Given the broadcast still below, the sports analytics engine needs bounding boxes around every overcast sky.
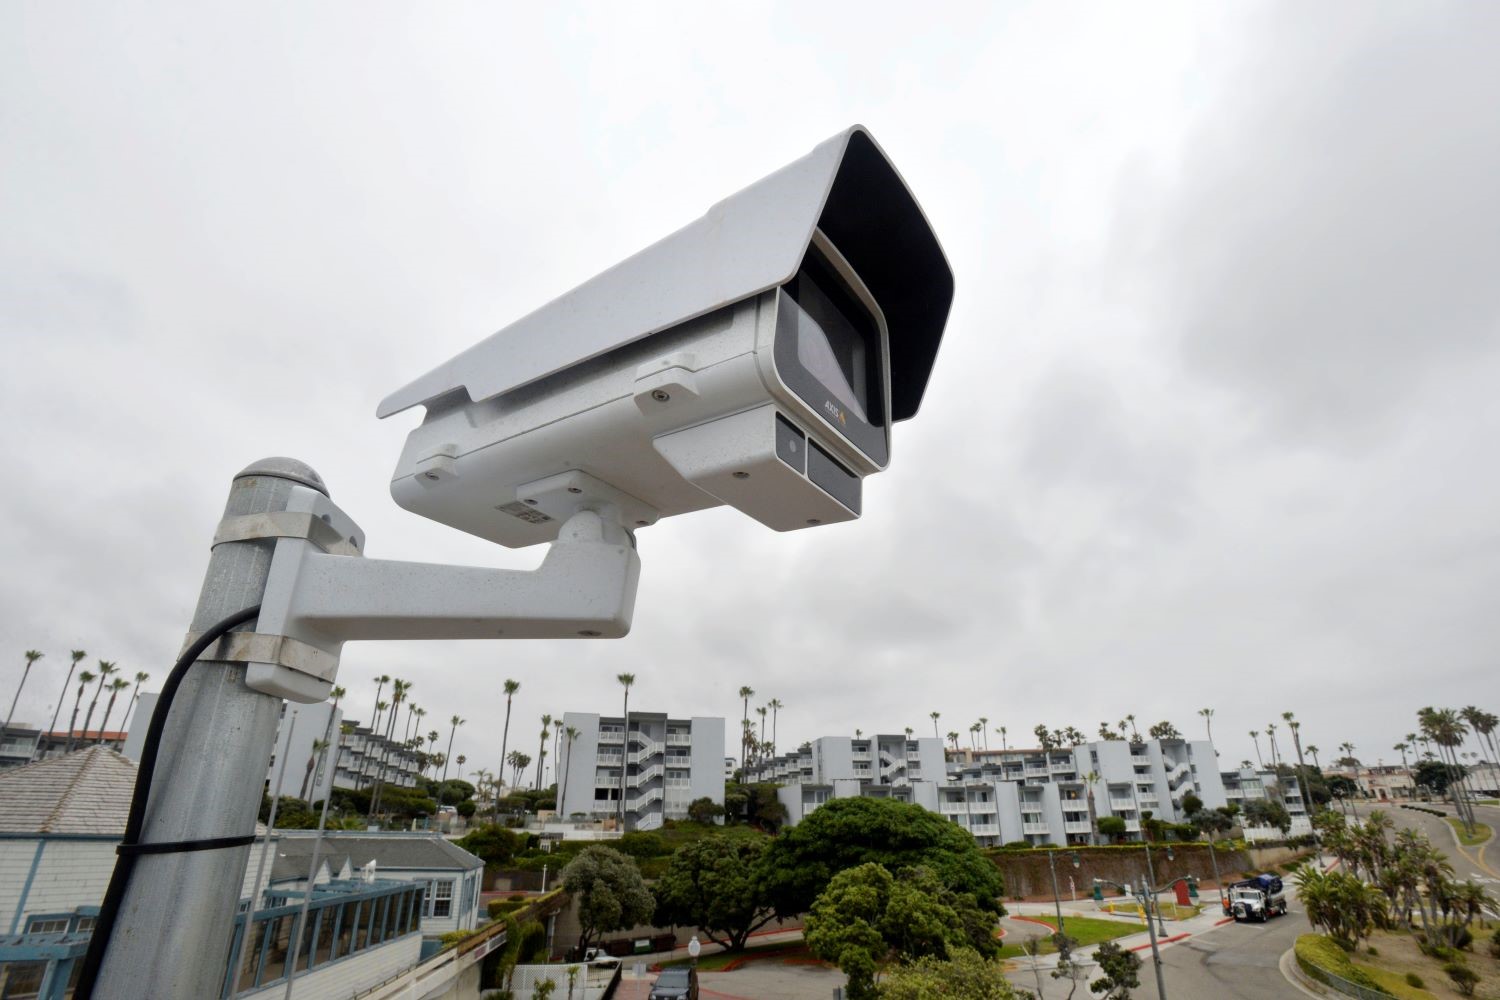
[3,2,1497,784]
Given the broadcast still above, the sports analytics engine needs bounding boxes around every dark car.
[649,966,699,1000]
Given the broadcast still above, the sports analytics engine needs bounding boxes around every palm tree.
[1460,706,1498,765]
[930,711,940,739]
[756,705,768,750]
[65,670,94,752]
[300,739,330,799]
[738,686,755,768]
[1420,708,1478,830]
[618,673,636,829]
[768,698,784,751]
[1265,723,1281,772]
[1125,714,1138,740]
[3,650,44,740]
[1198,707,1214,743]
[369,677,408,817]
[1249,730,1264,769]
[969,722,981,750]
[947,731,960,751]
[1083,769,1102,846]
[978,717,989,751]
[559,726,580,815]
[998,725,1008,751]
[119,671,150,731]
[79,661,116,745]
[42,650,85,758]
[536,714,552,791]
[96,677,131,742]
[1307,745,1321,773]
[1283,711,1311,814]
[371,674,391,734]
[1393,742,1410,770]
[443,715,465,782]
[499,679,520,795]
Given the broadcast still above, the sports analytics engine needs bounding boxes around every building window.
[427,880,453,919]
[26,917,69,935]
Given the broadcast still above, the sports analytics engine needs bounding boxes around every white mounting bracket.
[203,479,641,703]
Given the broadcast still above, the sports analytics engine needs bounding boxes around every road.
[1349,799,1500,898]
[1006,901,1312,999]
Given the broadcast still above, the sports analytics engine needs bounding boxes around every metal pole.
[1206,839,1223,913]
[283,757,338,1000]
[1047,850,1065,936]
[1138,886,1169,999]
[95,458,326,999]
[1142,841,1167,936]
[231,709,299,997]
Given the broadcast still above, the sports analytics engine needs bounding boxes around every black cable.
[75,604,262,1000]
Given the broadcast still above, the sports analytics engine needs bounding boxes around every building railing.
[1022,821,1049,834]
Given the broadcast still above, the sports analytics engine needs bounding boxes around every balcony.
[1049,760,1075,773]
[1131,754,1151,766]
[1024,764,1049,777]
[1109,798,1136,810]
[1064,820,1092,834]
[1022,821,1049,834]
[970,824,999,836]
[940,801,967,815]
[665,732,691,745]
[1123,819,1141,832]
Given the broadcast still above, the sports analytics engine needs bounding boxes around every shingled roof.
[0,745,137,835]
[269,833,483,882]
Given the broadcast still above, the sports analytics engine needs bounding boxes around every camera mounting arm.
[204,475,641,703]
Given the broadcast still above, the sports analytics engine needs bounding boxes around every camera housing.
[379,126,953,547]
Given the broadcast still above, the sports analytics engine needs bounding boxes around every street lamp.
[687,934,700,968]
[1046,850,1082,936]
[1095,876,1169,1000]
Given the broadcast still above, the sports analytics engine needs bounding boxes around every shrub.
[1405,972,1424,988]
[509,893,527,902]
[1445,962,1479,997]
[617,831,670,859]
[1294,935,1384,993]
[440,929,476,947]
[1490,927,1500,959]
[1365,946,1378,956]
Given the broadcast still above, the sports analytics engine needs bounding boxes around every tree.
[560,845,654,956]
[65,669,95,752]
[805,864,973,1000]
[739,686,755,769]
[536,714,552,791]
[499,678,520,797]
[1146,719,1182,743]
[1242,798,1291,834]
[559,726,580,815]
[722,781,788,830]
[1090,940,1141,998]
[1414,758,1463,796]
[44,650,86,756]
[443,715,465,782]
[1097,816,1127,843]
[455,824,525,866]
[616,674,635,829]
[119,671,150,731]
[687,797,719,825]
[879,948,1018,1000]
[301,740,330,800]
[78,660,115,744]
[654,836,777,952]
[97,676,130,741]
[930,711,940,740]
[759,797,1004,919]
[1249,730,1263,769]
[1198,707,1214,743]
[3,650,44,741]
[1181,793,1203,817]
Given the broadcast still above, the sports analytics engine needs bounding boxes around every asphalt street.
[1005,893,1314,999]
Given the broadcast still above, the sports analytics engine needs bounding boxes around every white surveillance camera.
[378,126,953,547]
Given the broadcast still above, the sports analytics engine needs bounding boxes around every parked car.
[648,966,699,1000]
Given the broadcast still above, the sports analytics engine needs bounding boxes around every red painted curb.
[1012,915,1058,929]
[1128,932,1191,952]
[1213,917,1235,926]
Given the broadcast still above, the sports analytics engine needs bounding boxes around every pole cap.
[235,457,329,496]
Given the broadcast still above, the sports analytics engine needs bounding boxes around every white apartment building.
[746,735,1298,846]
[1221,765,1313,840]
[558,712,724,832]
[125,697,423,802]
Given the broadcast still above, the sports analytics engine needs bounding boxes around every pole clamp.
[212,511,361,556]
[178,631,340,685]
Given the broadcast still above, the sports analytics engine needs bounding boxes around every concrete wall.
[987,844,1256,900]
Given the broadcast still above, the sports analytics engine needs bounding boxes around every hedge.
[1294,935,1392,996]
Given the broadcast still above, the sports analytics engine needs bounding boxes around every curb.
[1278,947,1329,998]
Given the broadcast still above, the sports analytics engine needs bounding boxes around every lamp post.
[1046,850,1082,936]
[1096,877,1168,1000]
[688,934,700,968]
[1204,837,1224,913]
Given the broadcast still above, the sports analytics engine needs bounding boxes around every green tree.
[687,797,720,825]
[804,864,968,1000]
[1414,758,1463,795]
[455,824,526,866]
[498,678,520,799]
[1096,816,1127,842]
[653,836,777,951]
[878,948,1018,999]
[560,845,653,955]
[1147,721,1180,740]
[1180,793,1203,817]
[1241,798,1292,834]
[1089,940,1141,998]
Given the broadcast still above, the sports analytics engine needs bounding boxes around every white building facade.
[558,712,724,831]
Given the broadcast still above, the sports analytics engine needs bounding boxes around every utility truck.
[1225,874,1287,922]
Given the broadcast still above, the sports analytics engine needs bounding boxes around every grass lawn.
[1446,817,1494,847]
[659,939,816,971]
[997,916,1137,959]
[1100,901,1202,921]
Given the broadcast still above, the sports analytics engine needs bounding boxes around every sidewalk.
[1001,895,1237,971]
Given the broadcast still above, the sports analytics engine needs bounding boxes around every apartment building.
[750,735,1257,846]
[742,734,947,824]
[125,697,423,801]
[557,712,724,831]
[1221,765,1312,839]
